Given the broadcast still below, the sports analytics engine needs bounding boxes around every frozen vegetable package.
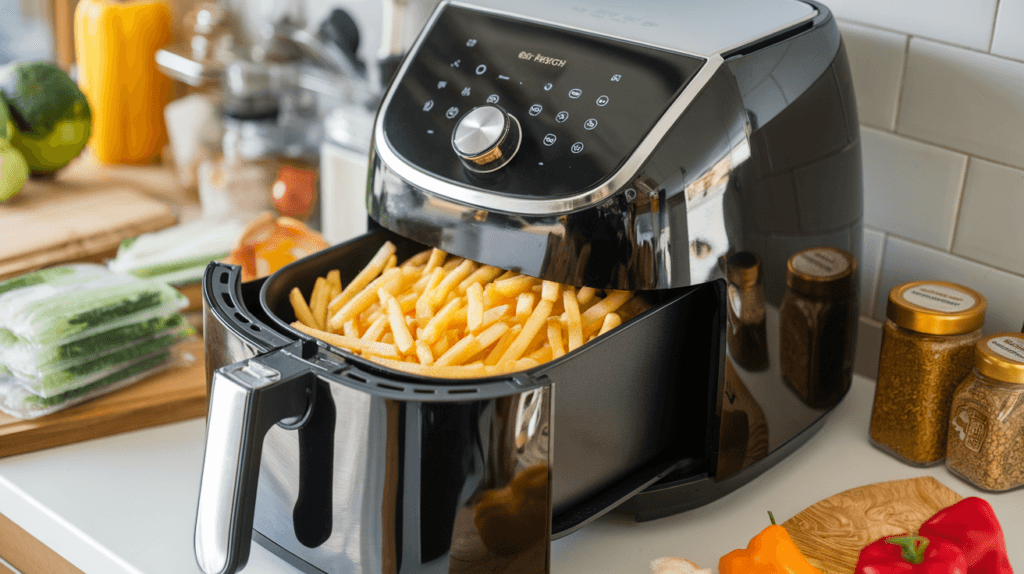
[0,347,194,419]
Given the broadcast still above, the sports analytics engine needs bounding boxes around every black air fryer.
[194,1,862,573]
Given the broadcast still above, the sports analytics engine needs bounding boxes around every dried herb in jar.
[869,281,986,466]
[726,252,769,371]
[946,333,1024,492]
[779,247,858,409]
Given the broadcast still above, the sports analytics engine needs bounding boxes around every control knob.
[451,105,521,173]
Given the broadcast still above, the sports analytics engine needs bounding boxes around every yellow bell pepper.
[73,0,172,164]
[720,512,824,574]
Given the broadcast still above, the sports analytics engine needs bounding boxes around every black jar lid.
[785,247,856,298]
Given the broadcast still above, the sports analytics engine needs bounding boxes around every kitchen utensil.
[196,1,864,573]
[781,477,964,574]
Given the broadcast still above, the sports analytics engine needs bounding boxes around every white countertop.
[0,374,1021,574]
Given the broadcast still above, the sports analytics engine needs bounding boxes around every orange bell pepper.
[720,512,824,574]
[74,0,172,164]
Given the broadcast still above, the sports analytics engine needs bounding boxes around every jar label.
[951,405,988,453]
[987,336,1024,364]
[902,283,977,313]
[791,249,849,277]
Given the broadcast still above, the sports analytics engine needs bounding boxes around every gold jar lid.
[785,247,856,298]
[886,281,986,335]
[727,251,762,288]
[976,333,1024,384]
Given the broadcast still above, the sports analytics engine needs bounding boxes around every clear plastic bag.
[0,344,196,419]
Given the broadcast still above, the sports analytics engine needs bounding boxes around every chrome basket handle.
[194,350,315,574]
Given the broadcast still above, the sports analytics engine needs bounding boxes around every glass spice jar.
[946,333,1024,492]
[869,281,986,466]
[779,247,858,409]
[726,252,770,371]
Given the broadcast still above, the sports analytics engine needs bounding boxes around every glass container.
[726,252,769,371]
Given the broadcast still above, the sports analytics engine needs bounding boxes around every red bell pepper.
[855,534,967,574]
[918,497,1013,574]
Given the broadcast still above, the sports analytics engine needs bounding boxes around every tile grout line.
[891,34,912,131]
[884,232,1024,279]
[989,0,1002,53]
[947,157,972,253]
[867,230,888,317]
[862,124,1024,174]
[837,16,1024,66]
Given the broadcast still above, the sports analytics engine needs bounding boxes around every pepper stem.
[768,511,776,525]
[885,535,930,564]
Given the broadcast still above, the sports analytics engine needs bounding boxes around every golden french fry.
[563,287,584,351]
[384,254,398,272]
[547,317,565,359]
[432,333,451,356]
[582,290,633,331]
[343,319,360,339]
[289,287,319,329]
[368,356,493,379]
[416,267,447,322]
[329,268,404,331]
[308,277,329,330]
[434,334,482,367]
[421,297,463,344]
[291,321,400,358]
[329,241,397,314]
[326,269,342,293]
[541,281,561,303]
[383,292,415,354]
[499,300,553,364]
[576,286,597,305]
[515,292,535,323]
[467,282,484,332]
[528,345,553,363]
[442,256,466,272]
[458,265,502,295]
[382,332,395,345]
[494,274,535,298]
[617,295,652,322]
[397,291,419,313]
[485,324,521,365]
[423,248,447,274]
[416,339,435,366]
[362,314,388,342]
[598,312,622,336]
[478,304,510,332]
[328,283,341,307]
[428,259,476,307]
[402,249,432,268]
[476,322,509,349]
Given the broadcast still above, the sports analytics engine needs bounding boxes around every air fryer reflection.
[287,241,652,377]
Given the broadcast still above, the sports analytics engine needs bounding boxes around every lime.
[0,139,29,201]
[0,93,12,141]
[0,62,91,175]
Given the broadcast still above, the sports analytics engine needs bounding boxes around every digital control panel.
[381,5,706,200]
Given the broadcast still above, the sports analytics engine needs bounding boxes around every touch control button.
[446,106,460,119]
[584,118,597,130]
[529,104,543,116]
[571,142,584,154]
[569,88,582,99]
[596,95,609,106]
[555,111,569,123]
[543,134,557,146]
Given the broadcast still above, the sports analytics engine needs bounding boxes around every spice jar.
[726,252,769,371]
[869,281,986,466]
[779,247,858,409]
[946,333,1024,491]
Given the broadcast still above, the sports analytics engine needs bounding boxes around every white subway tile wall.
[833,1,1024,374]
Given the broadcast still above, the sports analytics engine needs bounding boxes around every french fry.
[442,256,466,272]
[541,281,561,303]
[421,297,463,344]
[341,319,358,339]
[366,356,492,379]
[576,286,598,305]
[467,283,484,332]
[383,291,415,354]
[582,290,633,332]
[432,333,451,356]
[362,314,388,342]
[329,241,397,314]
[485,324,521,366]
[402,249,433,269]
[478,305,510,332]
[308,278,329,330]
[458,265,502,295]
[291,321,401,359]
[289,287,319,329]
[382,333,395,345]
[528,345,553,363]
[547,317,565,359]
[329,267,404,331]
[423,248,447,274]
[428,259,476,307]
[598,312,622,336]
[434,334,482,367]
[416,339,435,366]
[494,274,535,298]
[383,254,398,272]
[326,269,342,293]
[515,292,535,323]
[563,287,584,351]
[499,300,553,364]
[476,322,509,350]
[416,267,447,322]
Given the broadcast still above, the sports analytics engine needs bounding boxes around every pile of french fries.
[289,241,650,379]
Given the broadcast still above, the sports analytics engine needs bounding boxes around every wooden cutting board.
[0,154,179,281]
[0,339,207,459]
[782,477,964,574]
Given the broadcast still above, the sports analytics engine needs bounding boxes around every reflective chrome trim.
[374,55,725,215]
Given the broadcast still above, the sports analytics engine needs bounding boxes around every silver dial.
[451,105,521,173]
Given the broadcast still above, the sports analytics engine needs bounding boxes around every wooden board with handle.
[782,477,964,574]
[0,339,207,459]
